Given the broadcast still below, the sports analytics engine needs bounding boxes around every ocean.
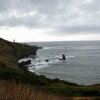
[25,41,100,85]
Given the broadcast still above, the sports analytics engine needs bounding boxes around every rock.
[45,59,49,62]
[62,54,66,60]
[59,54,66,60]
[18,60,31,67]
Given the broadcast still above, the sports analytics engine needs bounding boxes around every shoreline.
[19,55,100,86]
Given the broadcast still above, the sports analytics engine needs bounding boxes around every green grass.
[0,67,49,86]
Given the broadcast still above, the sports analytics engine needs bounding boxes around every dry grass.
[0,80,99,100]
[0,80,70,100]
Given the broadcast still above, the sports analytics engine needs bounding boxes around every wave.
[18,54,77,73]
[29,54,77,72]
[43,46,66,50]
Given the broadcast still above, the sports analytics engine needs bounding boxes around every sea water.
[26,41,100,85]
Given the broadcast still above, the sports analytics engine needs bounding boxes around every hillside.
[0,38,38,70]
[0,38,77,87]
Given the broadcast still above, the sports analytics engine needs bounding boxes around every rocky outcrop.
[59,54,66,60]
[0,38,39,70]
[18,60,31,67]
[62,54,66,60]
[45,59,49,62]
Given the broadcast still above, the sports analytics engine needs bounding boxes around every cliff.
[0,38,38,70]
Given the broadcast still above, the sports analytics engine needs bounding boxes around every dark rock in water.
[59,54,66,60]
[45,59,49,62]
[18,60,31,67]
[62,54,66,60]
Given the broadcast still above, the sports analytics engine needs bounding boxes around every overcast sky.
[0,0,100,42]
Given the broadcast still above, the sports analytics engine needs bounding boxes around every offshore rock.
[59,54,66,60]
[45,59,49,62]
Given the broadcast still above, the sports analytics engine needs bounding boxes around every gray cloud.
[0,0,100,34]
[55,25,100,35]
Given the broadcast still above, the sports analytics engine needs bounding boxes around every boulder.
[62,54,66,60]
[18,60,31,67]
[59,54,66,60]
[45,59,49,62]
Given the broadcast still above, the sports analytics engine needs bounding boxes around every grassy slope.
[0,38,38,70]
[0,38,100,97]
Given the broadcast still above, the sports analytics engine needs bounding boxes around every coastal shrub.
[0,67,49,86]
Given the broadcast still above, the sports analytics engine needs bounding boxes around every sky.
[0,0,100,42]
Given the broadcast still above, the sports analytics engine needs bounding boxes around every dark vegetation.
[0,38,100,98]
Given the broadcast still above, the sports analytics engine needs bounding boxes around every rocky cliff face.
[0,38,38,70]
